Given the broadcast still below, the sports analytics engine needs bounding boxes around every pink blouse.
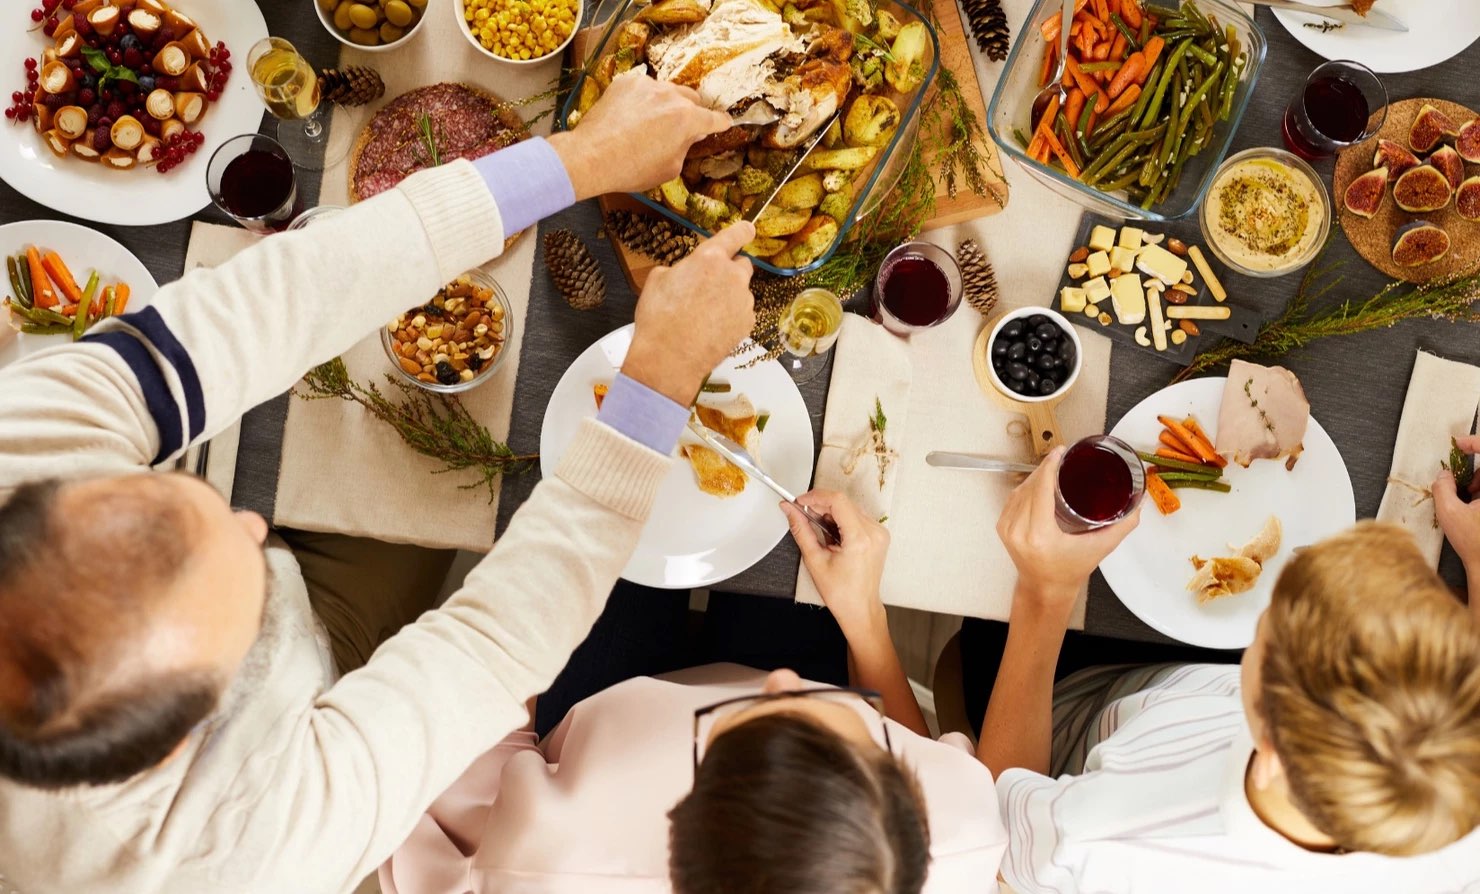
[380,663,1007,894]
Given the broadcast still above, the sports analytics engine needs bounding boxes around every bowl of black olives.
[985,308,1081,402]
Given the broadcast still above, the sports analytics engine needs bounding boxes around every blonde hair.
[1260,522,1480,856]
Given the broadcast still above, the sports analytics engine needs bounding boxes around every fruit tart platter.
[0,0,267,225]
[1334,97,1480,283]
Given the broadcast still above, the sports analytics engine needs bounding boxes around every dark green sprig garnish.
[871,397,887,434]
[296,358,536,502]
[1444,437,1475,496]
[416,112,442,167]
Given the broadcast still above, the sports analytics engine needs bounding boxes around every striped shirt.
[998,664,1480,894]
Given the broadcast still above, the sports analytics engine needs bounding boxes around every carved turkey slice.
[1215,360,1310,469]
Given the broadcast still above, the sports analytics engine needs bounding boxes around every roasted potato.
[754,205,812,237]
[744,236,790,257]
[831,0,874,31]
[616,20,650,52]
[822,115,844,149]
[572,78,601,123]
[686,193,733,230]
[773,216,840,267]
[844,95,900,148]
[875,8,901,39]
[774,173,825,210]
[798,146,878,172]
[885,21,928,93]
[637,0,706,25]
[699,179,730,202]
[659,177,690,214]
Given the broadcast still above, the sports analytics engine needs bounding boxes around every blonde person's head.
[1251,522,1480,856]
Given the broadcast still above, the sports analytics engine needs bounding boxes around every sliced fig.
[1409,103,1458,154]
[1456,119,1480,164]
[1457,176,1480,222]
[1392,221,1451,267]
[1393,165,1453,213]
[1430,145,1465,190]
[1373,138,1421,182]
[1343,167,1387,218]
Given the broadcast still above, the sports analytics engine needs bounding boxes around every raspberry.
[24,58,37,71]
[3,109,14,121]
[206,90,219,101]
[74,16,92,36]
[9,92,19,104]
[91,128,111,151]
[30,9,44,22]
[77,88,95,105]
[106,100,126,119]
[122,48,144,68]
[106,48,122,65]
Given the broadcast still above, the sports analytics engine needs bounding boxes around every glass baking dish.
[557,0,940,276]
[985,0,1266,222]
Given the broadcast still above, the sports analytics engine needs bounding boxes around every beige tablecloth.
[268,8,558,551]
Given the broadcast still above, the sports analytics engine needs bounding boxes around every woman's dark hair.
[668,711,931,894]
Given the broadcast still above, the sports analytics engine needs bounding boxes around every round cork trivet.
[1332,97,1480,283]
[347,82,529,252]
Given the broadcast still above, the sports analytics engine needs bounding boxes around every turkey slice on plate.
[1215,359,1310,469]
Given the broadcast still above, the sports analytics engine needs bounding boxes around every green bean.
[1129,58,1164,125]
[1159,17,1202,31]
[1076,96,1097,139]
[1165,478,1232,493]
[1155,28,1198,41]
[1078,60,1121,73]
[1109,12,1140,48]
[1186,43,1217,67]
[5,303,68,326]
[1198,99,1214,129]
[20,323,72,336]
[103,287,116,320]
[1083,138,1141,186]
[1012,127,1030,149]
[1154,468,1223,484]
[1139,39,1192,129]
[1095,169,1144,192]
[1138,16,1152,45]
[16,254,31,307]
[1181,0,1212,32]
[1088,106,1138,150]
[1056,112,1086,171]
[1216,54,1241,120]
[6,256,28,310]
[1137,452,1221,476]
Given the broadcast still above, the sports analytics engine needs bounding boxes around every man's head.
[668,669,932,894]
[1240,522,1480,856]
[0,473,270,788]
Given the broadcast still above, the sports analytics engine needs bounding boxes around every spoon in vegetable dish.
[1031,0,1080,133]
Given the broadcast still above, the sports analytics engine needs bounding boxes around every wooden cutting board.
[592,0,1009,291]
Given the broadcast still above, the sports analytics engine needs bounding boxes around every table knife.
[742,112,842,223]
[686,419,842,546]
[926,452,1040,475]
[1247,0,1407,32]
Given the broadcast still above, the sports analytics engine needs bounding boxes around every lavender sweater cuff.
[597,374,688,455]
[472,137,576,236]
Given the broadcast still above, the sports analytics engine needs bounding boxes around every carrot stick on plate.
[1159,428,1199,457]
[1158,415,1221,466]
[1181,416,1227,468]
[1146,472,1181,515]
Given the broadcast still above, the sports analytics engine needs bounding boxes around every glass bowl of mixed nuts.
[381,269,513,393]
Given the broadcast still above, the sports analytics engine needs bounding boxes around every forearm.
[976,587,1073,778]
[844,608,930,738]
[1468,563,1480,624]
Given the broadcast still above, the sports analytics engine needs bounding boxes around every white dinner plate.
[0,1,269,225]
[1098,377,1355,649]
[540,324,814,589]
[0,219,159,367]
[1272,0,1480,74]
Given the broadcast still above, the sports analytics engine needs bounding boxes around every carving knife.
[926,452,1039,474]
[686,419,842,546]
[1246,0,1407,32]
[742,111,842,223]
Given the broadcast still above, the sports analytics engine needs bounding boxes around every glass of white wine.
[776,287,844,384]
[247,37,347,172]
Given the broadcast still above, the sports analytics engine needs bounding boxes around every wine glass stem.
[303,106,325,142]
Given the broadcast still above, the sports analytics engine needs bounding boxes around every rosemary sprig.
[416,112,442,167]
[1174,238,1480,382]
[296,358,537,502]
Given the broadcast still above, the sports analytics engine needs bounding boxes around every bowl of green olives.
[985,306,1082,403]
[316,0,430,51]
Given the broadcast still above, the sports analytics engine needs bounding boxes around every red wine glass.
[1282,60,1387,161]
[873,241,963,337]
[206,133,303,234]
[1055,435,1145,533]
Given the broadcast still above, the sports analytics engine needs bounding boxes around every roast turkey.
[1214,360,1310,468]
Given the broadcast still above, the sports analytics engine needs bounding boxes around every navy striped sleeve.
[124,306,206,443]
[81,331,185,466]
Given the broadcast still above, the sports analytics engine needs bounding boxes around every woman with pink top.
[380,492,1008,894]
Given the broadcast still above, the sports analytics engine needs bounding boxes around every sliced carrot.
[90,284,109,320]
[112,282,129,314]
[1140,35,1165,71]
[1038,123,1081,178]
[1039,42,1056,87]
[1159,428,1199,456]
[1120,0,1143,29]
[1155,447,1204,466]
[1064,87,1086,133]
[25,247,58,309]
[1158,415,1221,466]
[58,303,77,317]
[1181,416,1227,468]
[1065,57,1108,112]
[1040,0,1090,41]
[41,251,82,305]
[1106,82,1141,114]
[1110,32,1127,61]
[1093,0,1109,21]
[1106,53,1145,99]
[1146,472,1181,515]
[1027,131,1045,159]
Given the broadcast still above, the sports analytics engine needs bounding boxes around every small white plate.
[1273,0,1480,74]
[0,219,158,368]
[1098,377,1355,649]
[0,1,269,225]
[540,324,814,590]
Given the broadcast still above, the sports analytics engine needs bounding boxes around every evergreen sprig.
[296,358,537,502]
[1174,238,1480,382]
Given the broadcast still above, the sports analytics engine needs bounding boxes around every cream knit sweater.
[0,162,671,894]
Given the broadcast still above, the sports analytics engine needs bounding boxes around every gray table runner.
[3,3,1477,641]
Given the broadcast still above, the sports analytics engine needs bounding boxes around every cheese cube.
[1082,276,1111,305]
[1118,226,1144,249]
[1109,245,1137,274]
[1087,225,1116,253]
[1110,273,1146,325]
[1085,250,1112,278]
[1136,243,1190,286]
[1059,286,1088,314]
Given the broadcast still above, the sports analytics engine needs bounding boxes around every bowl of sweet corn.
[455,0,582,64]
[316,0,431,52]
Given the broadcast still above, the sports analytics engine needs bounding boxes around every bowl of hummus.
[1199,148,1330,278]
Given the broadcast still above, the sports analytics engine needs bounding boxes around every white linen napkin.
[1376,350,1480,566]
[269,11,556,552]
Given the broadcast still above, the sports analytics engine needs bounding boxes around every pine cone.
[957,239,999,318]
[544,229,606,311]
[319,65,385,107]
[603,210,699,266]
[961,0,1011,62]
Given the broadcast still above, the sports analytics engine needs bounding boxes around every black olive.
[1035,322,1060,341]
[1038,376,1059,396]
[1024,370,1041,391]
[992,339,1009,357]
[1058,339,1076,361]
[435,361,459,386]
[467,353,484,371]
[1026,336,1043,352]
[1006,361,1029,381]
[1002,320,1024,339]
[1007,341,1027,361]
[1035,353,1057,372]
[1026,314,1048,329]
